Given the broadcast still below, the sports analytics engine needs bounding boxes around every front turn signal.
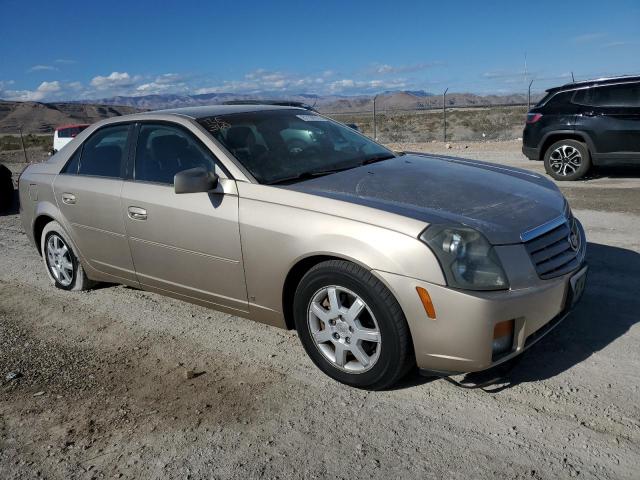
[416,287,436,320]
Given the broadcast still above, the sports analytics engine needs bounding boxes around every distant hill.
[76,90,540,113]
[0,101,139,134]
[0,90,542,134]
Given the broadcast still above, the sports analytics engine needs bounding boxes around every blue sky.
[1,0,638,101]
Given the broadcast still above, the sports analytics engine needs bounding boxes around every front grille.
[524,217,581,279]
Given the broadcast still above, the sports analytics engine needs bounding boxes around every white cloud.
[604,41,633,48]
[195,69,411,95]
[28,64,57,73]
[372,62,442,75]
[327,78,408,94]
[2,80,62,101]
[90,71,137,90]
[136,73,190,95]
[572,32,606,44]
[196,69,325,94]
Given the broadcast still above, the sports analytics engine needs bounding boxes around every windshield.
[197,109,394,184]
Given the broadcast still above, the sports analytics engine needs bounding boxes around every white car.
[53,124,89,153]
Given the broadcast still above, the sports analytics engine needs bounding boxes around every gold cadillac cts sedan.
[19,105,588,389]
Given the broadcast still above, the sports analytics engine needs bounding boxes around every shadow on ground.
[588,164,640,180]
[448,242,640,392]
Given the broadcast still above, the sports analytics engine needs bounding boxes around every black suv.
[523,75,640,180]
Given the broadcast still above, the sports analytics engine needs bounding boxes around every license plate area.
[568,266,588,308]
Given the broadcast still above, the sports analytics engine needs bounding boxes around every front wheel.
[293,260,413,390]
[544,139,591,181]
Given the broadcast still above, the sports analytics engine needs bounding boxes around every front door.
[53,123,138,283]
[120,122,248,314]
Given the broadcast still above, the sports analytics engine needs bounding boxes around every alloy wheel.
[549,145,582,177]
[46,234,74,287]
[307,285,381,373]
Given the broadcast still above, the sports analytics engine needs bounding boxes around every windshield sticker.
[296,114,328,122]
[200,116,231,132]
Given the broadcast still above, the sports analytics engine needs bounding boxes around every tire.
[544,139,591,181]
[293,260,413,390]
[40,221,95,291]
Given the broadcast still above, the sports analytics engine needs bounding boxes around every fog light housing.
[492,319,514,359]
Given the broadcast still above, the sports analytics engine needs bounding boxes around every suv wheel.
[544,139,591,181]
[293,260,413,390]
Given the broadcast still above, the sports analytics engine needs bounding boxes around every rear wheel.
[41,221,94,291]
[544,139,591,181]
[293,260,413,390]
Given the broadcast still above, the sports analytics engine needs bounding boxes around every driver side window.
[134,123,218,185]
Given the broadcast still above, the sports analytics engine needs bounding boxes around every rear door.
[573,82,640,160]
[120,121,248,314]
[53,123,138,283]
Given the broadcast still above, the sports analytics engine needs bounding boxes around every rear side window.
[57,126,89,138]
[77,125,129,178]
[134,123,218,184]
[573,83,640,107]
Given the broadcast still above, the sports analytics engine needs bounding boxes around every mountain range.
[79,90,537,113]
[0,90,540,134]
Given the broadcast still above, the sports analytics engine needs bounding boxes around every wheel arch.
[33,214,56,256]
[281,254,377,330]
[540,131,595,158]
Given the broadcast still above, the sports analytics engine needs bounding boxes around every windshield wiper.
[268,153,396,185]
[268,165,357,185]
[360,153,397,165]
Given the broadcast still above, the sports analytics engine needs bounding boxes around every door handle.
[128,206,148,221]
[62,193,76,205]
[582,111,598,117]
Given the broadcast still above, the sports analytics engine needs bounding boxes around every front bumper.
[375,264,587,374]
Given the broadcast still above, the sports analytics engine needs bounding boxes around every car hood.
[281,154,566,245]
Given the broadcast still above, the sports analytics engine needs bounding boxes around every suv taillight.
[526,113,543,124]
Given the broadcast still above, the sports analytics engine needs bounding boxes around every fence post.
[18,126,29,163]
[442,88,449,143]
[372,94,379,140]
[528,79,534,110]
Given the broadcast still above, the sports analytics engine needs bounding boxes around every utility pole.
[18,126,28,163]
[372,94,379,140]
[442,88,449,143]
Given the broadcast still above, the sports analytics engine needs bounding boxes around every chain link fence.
[323,104,529,144]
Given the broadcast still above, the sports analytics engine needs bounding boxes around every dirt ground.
[1,141,639,479]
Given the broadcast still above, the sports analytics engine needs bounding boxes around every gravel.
[1,141,639,479]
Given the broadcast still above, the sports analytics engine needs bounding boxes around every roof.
[222,100,317,111]
[546,74,640,93]
[55,123,90,130]
[142,104,301,119]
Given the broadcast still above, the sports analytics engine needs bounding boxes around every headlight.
[420,225,509,291]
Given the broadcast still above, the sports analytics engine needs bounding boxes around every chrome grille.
[524,216,582,279]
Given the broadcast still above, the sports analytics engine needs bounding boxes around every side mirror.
[174,167,219,194]
[346,123,360,131]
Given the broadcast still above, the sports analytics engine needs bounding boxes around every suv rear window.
[573,83,640,107]
[535,92,554,107]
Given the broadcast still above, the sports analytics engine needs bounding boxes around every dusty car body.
[19,105,587,389]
